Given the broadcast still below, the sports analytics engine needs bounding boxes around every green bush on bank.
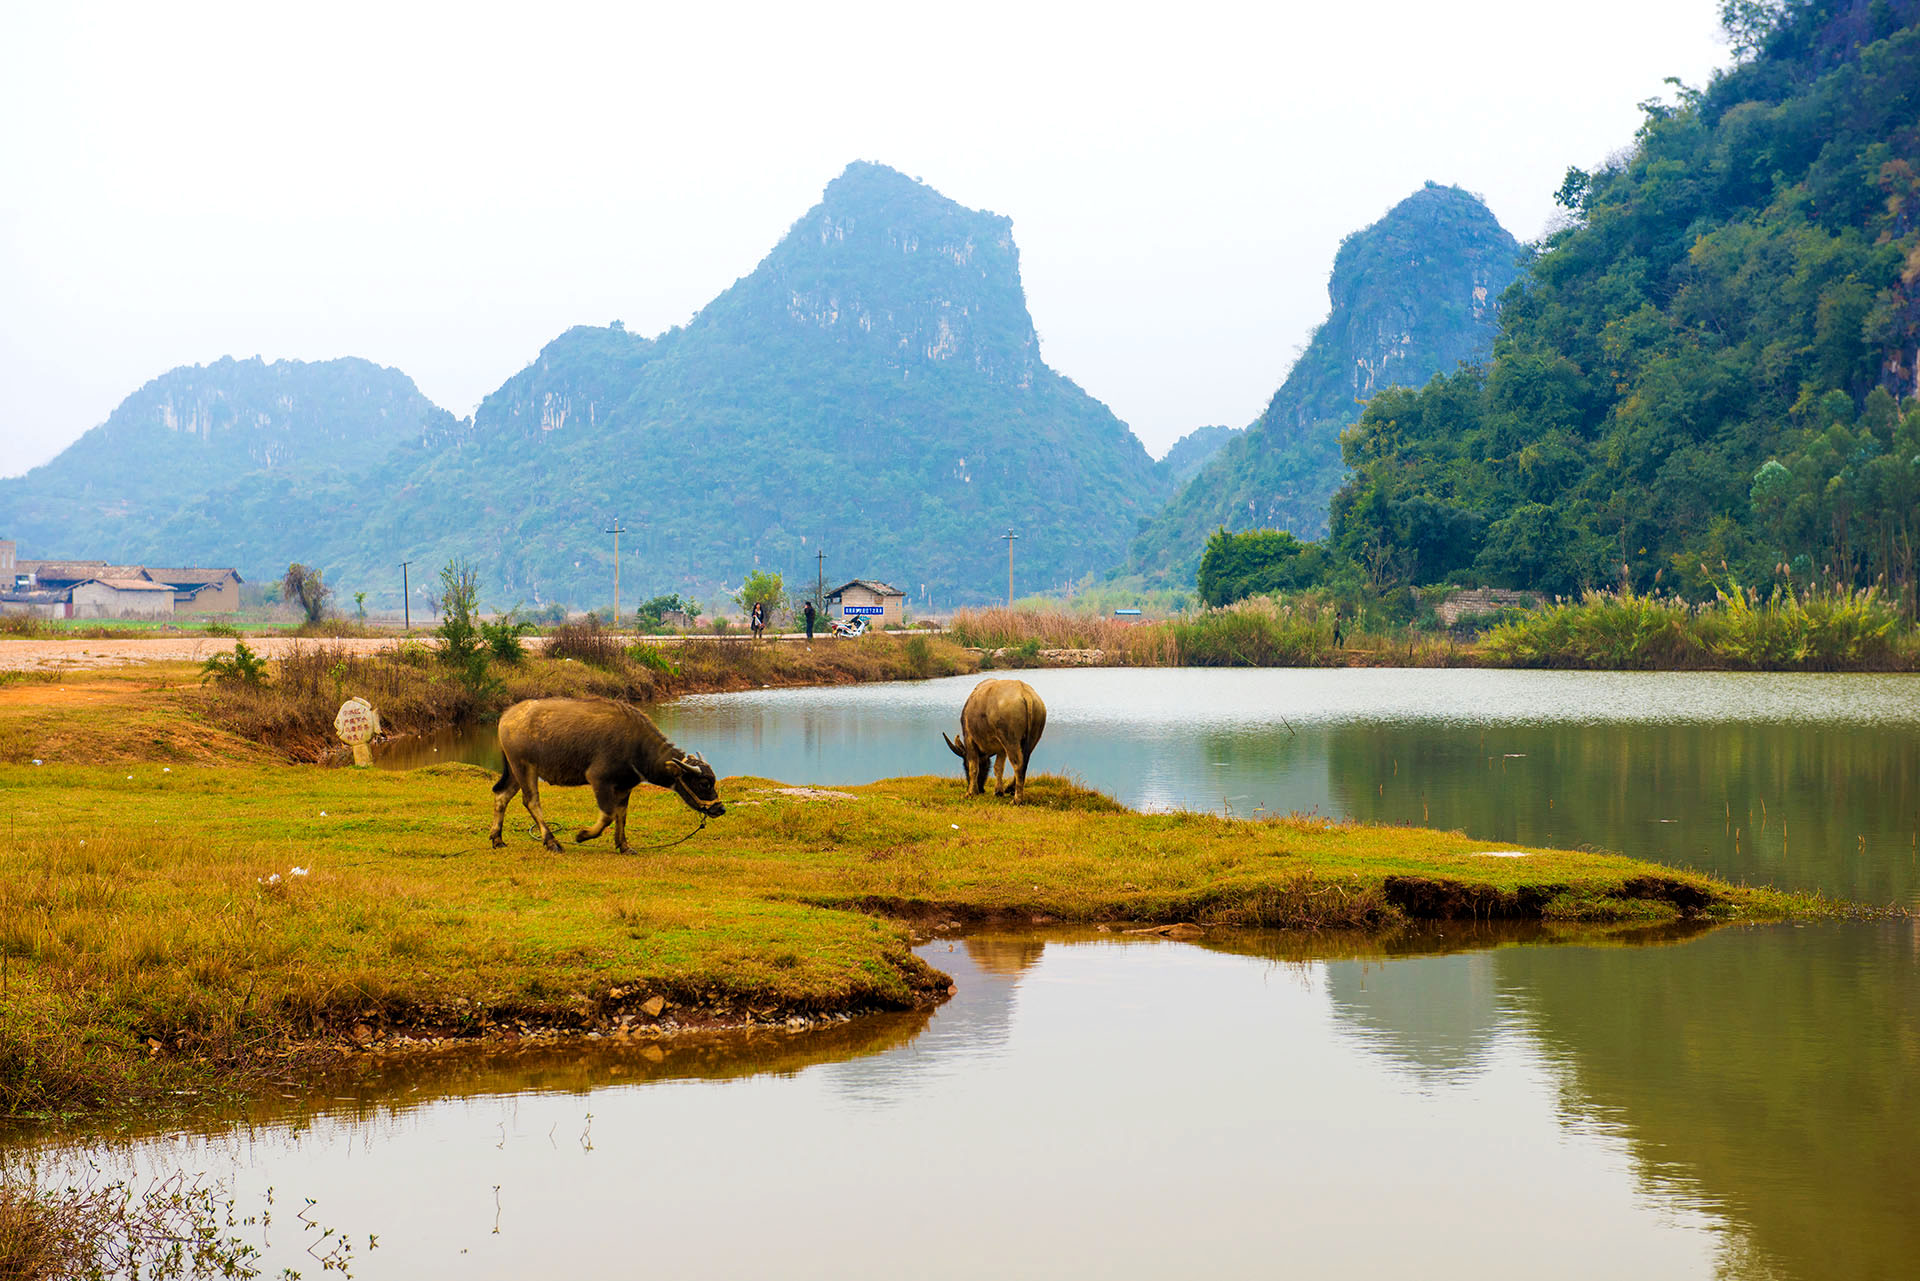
[1480,585,1911,671]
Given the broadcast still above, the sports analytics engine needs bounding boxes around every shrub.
[481,615,531,665]
[627,643,681,677]
[199,640,268,686]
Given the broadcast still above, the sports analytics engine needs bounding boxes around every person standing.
[750,600,766,642]
[802,599,816,642]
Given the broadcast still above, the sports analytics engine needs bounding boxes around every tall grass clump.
[1169,596,1338,667]
[949,608,1139,653]
[1479,591,1700,668]
[1480,584,1913,670]
[1697,582,1906,669]
[544,617,628,669]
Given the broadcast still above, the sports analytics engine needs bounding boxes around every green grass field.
[0,753,1835,1124]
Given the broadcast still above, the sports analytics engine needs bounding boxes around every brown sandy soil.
[0,631,930,673]
[0,635,418,672]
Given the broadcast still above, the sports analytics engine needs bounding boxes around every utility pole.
[815,548,826,613]
[604,515,627,624]
[1003,528,1019,606]
[398,561,412,632]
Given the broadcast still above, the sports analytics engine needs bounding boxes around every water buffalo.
[489,697,723,855]
[943,677,1047,801]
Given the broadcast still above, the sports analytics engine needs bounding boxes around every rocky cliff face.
[1124,183,1521,585]
[697,162,1041,388]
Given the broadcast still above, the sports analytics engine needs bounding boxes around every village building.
[0,542,240,619]
[14,560,147,591]
[145,567,245,613]
[0,589,71,619]
[71,577,177,619]
[826,579,906,626]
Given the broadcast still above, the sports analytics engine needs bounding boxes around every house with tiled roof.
[144,566,245,613]
[0,540,239,619]
[826,579,906,625]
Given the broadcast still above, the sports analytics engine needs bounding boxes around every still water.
[384,669,1920,904]
[622,668,1918,906]
[25,922,1917,1280]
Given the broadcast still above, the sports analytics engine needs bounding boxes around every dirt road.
[0,635,414,672]
[0,630,918,672]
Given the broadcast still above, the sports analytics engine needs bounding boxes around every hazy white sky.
[0,1,1734,476]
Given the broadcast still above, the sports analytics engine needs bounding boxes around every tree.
[436,559,484,665]
[731,570,786,616]
[280,564,329,624]
[635,593,700,631]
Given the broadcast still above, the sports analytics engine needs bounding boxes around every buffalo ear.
[943,732,966,759]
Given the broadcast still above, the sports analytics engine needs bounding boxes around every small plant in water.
[0,1169,294,1280]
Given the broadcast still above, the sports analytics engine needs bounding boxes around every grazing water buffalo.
[943,678,1047,802]
[489,697,723,855]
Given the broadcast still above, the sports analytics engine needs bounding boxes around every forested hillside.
[349,162,1165,609]
[1126,184,1521,586]
[3,165,1167,610]
[1156,425,1242,486]
[1327,0,1920,602]
[0,357,437,567]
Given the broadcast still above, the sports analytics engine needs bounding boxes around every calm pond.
[23,921,1917,1279]
[386,667,1920,906]
[49,667,1899,1278]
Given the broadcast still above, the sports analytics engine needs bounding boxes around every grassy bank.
[952,586,1920,672]
[0,757,1838,1124]
[0,629,982,765]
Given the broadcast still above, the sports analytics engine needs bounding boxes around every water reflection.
[644,669,1920,904]
[18,923,1915,1279]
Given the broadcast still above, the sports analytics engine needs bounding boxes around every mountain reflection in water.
[17,921,1913,1280]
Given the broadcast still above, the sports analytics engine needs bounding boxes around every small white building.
[71,577,177,620]
[0,590,70,620]
[826,579,906,626]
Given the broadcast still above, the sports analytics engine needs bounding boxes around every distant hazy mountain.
[1156,425,1242,487]
[1126,184,1522,585]
[0,356,438,567]
[323,162,1166,609]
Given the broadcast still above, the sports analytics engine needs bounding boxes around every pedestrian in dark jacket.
[802,600,816,642]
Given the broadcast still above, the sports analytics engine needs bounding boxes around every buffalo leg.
[489,764,521,848]
[521,774,564,852]
[575,777,620,845]
[992,753,1011,796]
[612,791,634,856]
[1011,747,1030,802]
